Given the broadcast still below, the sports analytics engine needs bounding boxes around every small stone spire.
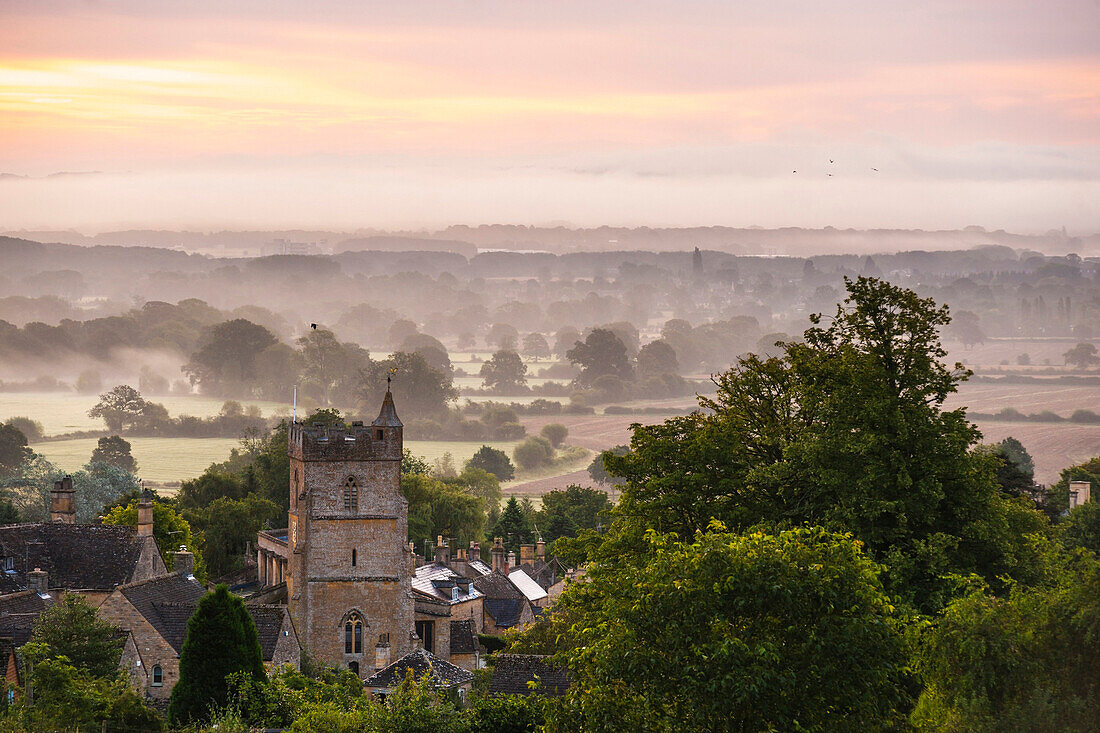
[372,387,402,427]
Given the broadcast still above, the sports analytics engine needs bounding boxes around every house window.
[352,548,357,567]
[374,428,384,440]
[151,665,163,686]
[348,661,359,676]
[344,613,364,654]
[343,476,358,511]
[2,557,12,571]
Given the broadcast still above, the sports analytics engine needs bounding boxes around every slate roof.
[484,599,525,628]
[508,569,548,603]
[119,575,293,662]
[412,562,481,604]
[119,572,206,653]
[0,590,52,646]
[365,648,474,689]
[488,654,570,697]
[0,523,147,593]
[466,559,492,576]
[247,604,292,660]
[473,570,524,600]
[449,619,477,655]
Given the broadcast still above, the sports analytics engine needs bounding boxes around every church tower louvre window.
[343,476,358,511]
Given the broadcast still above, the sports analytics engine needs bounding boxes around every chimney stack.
[50,476,75,524]
[137,488,154,537]
[374,634,391,671]
[434,535,450,565]
[520,544,535,566]
[491,537,505,573]
[1069,480,1092,509]
[536,539,546,561]
[506,551,516,572]
[172,546,195,576]
[28,568,47,595]
[469,541,480,563]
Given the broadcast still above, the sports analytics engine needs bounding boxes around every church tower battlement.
[286,389,415,677]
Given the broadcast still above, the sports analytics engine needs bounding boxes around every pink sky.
[0,1,1097,232]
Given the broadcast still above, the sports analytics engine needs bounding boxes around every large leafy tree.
[401,473,485,549]
[913,553,1100,731]
[90,435,138,473]
[29,593,125,678]
[183,319,279,395]
[103,495,206,580]
[605,277,1043,613]
[0,422,31,476]
[566,328,633,387]
[466,445,515,481]
[169,585,266,725]
[87,385,149,432]
[357,351,458,419]
[479,349,528,392]
[535,484,612,543]
[541,527,911,732]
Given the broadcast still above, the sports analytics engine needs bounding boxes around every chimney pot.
[536,540,546,561]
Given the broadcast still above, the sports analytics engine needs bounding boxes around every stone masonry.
[286,390,417,677]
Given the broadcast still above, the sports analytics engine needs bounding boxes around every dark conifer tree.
[168,585,265,724]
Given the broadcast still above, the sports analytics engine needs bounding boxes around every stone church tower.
[286,390,415,677]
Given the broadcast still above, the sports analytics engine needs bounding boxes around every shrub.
[540,423,568,448]
[514,436,554,470]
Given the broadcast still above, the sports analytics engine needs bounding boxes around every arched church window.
[343,476,358,511]
[344,613,364,654]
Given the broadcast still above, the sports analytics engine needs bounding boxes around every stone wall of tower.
[287,415,416,676]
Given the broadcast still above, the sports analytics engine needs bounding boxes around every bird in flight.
[310,323,317,330]
[871,168,879,172]
[827,173,833,177]
[829,159,834,163]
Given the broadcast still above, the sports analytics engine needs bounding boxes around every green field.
[31,436,520,486]
[0,392,290,436]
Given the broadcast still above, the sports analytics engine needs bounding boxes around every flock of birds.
[792,160,879,175]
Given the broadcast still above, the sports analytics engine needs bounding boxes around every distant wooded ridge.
[3,224,1097,257]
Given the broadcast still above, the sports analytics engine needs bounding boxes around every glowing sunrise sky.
[0,1,1097,232]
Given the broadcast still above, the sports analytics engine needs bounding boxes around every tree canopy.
[90,435,138,473]
[479,349,528,392]
[542,527,911,732]
[29,593,125,678]
[602,277,1040,613]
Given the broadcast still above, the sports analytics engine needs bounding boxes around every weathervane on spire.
[387,367,398,389]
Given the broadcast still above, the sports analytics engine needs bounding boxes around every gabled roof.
[516,558,562,590]
[0,590,52,646]
[118,575,295,662]
[449,619,477,655]
[508,569,548,603]
[466,560,492,576]
[365,648,473,689]
[473,570,524,600]
[119,572,206,653]
[247,604,293,660]
[488,654,570,697]
[0,523,148,593]
[412,562,481,604]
